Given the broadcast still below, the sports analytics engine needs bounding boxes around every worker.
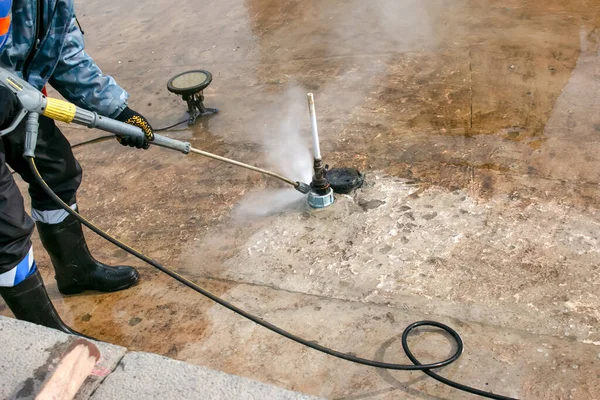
[0,0,154,335]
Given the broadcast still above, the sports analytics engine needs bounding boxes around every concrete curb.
[0,316,126,400]
[0,316,322,400]
[91,352,321,400]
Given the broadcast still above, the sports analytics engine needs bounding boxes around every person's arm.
[48,15,128,118]
[50,15,154,148]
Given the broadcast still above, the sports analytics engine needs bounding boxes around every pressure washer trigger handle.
[0,106,28,137]
[0,67,47,137]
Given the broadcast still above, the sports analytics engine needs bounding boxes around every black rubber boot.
[0,270,80,335]
[36,213,139,295]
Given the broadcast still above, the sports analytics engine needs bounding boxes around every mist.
[233,87,313,219]
[233,0,441,218]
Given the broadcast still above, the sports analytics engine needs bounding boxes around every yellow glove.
[115,107,155,149]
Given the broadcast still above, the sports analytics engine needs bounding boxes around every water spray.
[306,93,335,208]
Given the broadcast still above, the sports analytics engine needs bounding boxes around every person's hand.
[114,107,154,149]
[0,85,19,130]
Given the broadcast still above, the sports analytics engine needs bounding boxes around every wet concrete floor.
[3,0,600,398]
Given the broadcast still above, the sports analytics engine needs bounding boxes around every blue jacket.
[0,0,10,49]
[0,0,128,118]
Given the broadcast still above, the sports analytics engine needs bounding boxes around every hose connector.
[295,181,311,194]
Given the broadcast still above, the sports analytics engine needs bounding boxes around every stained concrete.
[176,283,600,399]
[2,0,600,399]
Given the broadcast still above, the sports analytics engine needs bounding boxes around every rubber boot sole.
[57,269,140,295]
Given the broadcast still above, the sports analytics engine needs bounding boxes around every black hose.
[26,156,517,400]
[402,321,516,399]
[11,135,113,175]
[154,118,189,132]
[71,135,114,149]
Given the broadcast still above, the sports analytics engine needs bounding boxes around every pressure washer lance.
[0,67,311,194]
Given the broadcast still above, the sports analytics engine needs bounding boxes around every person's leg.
[0,138,78,334]
[5,116,139,295]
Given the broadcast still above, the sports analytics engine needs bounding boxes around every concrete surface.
[188,174,600,342]
[177,283,600,400]
[0,316,321,400]
[91,352,322,400]
[0,316,126,400]
[2,0,600,399]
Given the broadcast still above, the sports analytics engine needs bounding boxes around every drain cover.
[166,70,218,124]
[167,70,212,96]
[326,168,364,194]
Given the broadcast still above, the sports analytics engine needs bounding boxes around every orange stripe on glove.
[0,15,10,36]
